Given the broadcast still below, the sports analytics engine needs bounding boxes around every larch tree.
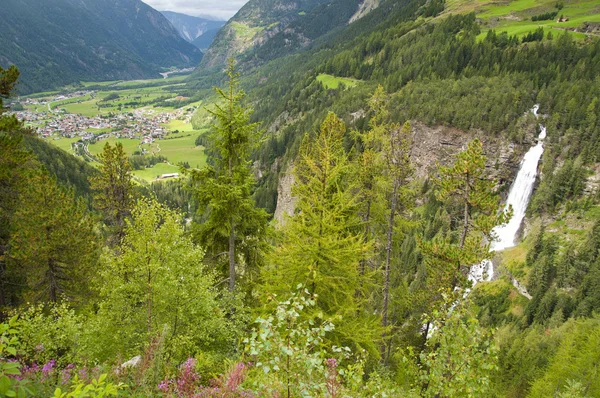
[8,171,98,303]
[355,86,415,361]
[90,142,134,245]
[189,58,268,292]
[262,112,382,359]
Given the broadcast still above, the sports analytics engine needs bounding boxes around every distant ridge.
[161,11,225,48]
[0,0,202,94]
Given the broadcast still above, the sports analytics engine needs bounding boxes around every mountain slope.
[0,0,202,94]
[161,11,225,48]
[199,0,364,69]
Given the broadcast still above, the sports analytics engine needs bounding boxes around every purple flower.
[42,359,56,376]
[61,364,75,385]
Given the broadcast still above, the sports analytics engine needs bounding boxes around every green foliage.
[416,298,498,397]
[422,139,510,293]
[13,303,84,367]
[90,143,134,244]
[8,171,99,303]
[189,59,268,292]
[91,199,236,362]
[53,374,126,398]
[0,316,22,398]
[262,112,383,359]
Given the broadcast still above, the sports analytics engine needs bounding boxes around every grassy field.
[445,0,600,40]
[46,137,80,153]
[159,134,207,168]
[133,163,181,181]
[316,74,360,90]
[87,138,141,157]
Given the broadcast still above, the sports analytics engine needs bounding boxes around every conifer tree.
[189,59,268,292]
[90,142,134,245]
[421,139,510,304]
[8,172,98,303]
[0,65,32,305]
[355,86,414,360]
[262,113,382,358]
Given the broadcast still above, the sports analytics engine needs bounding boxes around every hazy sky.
[143,0,247,20]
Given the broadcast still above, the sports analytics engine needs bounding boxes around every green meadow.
[316,74,360,90]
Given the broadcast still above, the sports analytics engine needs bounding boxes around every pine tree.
[423,139,510,292]
[8,171,98,303]
[90,142,134,245]
[189,59,268,292]
[262,113,382,358]
[0,65,32,305]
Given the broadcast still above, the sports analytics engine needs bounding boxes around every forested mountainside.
[0,0,202,94]
[199,0,363,69]
[161,11,225,49]
[2,0,600,396]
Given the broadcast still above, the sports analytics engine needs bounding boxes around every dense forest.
[2,0,600,395]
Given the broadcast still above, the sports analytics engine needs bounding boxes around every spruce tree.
[262,112,382,358]
[0,65,32,305]
[8,171,98,303]
[90,142,134,245]
[189,58,268,292]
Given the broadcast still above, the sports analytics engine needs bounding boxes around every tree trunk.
[381,179,399,361]
[48,258,58,303]
[229,219,236,291]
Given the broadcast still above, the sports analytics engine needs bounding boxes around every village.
[12,90,193,145]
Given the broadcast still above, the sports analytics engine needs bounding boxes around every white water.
[468,105,546,286]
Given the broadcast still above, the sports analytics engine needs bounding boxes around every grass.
[445,0,600,40]
[316,74,360,90]
[133,163,181,181]
[158,134,206,168]
[87,138,141,157]
[46,137,80,153]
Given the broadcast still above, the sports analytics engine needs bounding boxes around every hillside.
[161,11,225,49]
[199,0,364,69]
[0,0,202,95]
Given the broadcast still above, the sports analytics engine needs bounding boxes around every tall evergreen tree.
[90,142,134,245]
[8,171,98,303]
[189,59,268,292]
[262,113,382,358]
[0,65,31,306]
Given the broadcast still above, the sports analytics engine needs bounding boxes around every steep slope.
[161,11,225,48]
[0,0,202,94]
[199,0,364,69]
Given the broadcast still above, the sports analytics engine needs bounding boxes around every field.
[444,0,600,40]
[316,74,360,90]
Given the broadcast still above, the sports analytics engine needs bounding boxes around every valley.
[11,75,207,182]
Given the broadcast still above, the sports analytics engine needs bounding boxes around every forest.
[2,0,600,395]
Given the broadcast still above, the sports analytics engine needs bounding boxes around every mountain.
[199,0,365,69]
[0,0,202,94]
[160,11,225,49]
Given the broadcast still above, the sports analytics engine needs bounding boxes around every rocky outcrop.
[274,165,297,227]
[410,122,523,185]
[273,123,527,227]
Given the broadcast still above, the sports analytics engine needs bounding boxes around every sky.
[142,0,247,20]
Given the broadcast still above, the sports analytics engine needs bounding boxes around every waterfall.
[468,105,546,286]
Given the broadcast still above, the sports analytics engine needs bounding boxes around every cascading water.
[468,105,546,287]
